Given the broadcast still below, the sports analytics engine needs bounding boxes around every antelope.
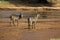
[28,14,40,29]
[10,14,23,26]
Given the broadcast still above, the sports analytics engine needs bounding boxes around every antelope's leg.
[33,23,35,29]
[31,21,34,29]
[28,21,31,29]
[32,21,34,29]
[17,20,19,27]
[32,24,35,29]
[32,21,36,29]
[30,21,33,29]
[28,18,30,29]
[29,21,33,29]
[32,23,33,29]
[13,20,15,26]
[34,22,36,29]
[28,23,30,29]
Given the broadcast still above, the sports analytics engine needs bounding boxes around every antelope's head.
[36,14,40,18]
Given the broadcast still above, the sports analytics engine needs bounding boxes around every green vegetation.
[0,1,9,4]
[0,1,15,7]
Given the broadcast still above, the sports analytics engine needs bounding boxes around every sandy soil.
[0,18,60,40]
